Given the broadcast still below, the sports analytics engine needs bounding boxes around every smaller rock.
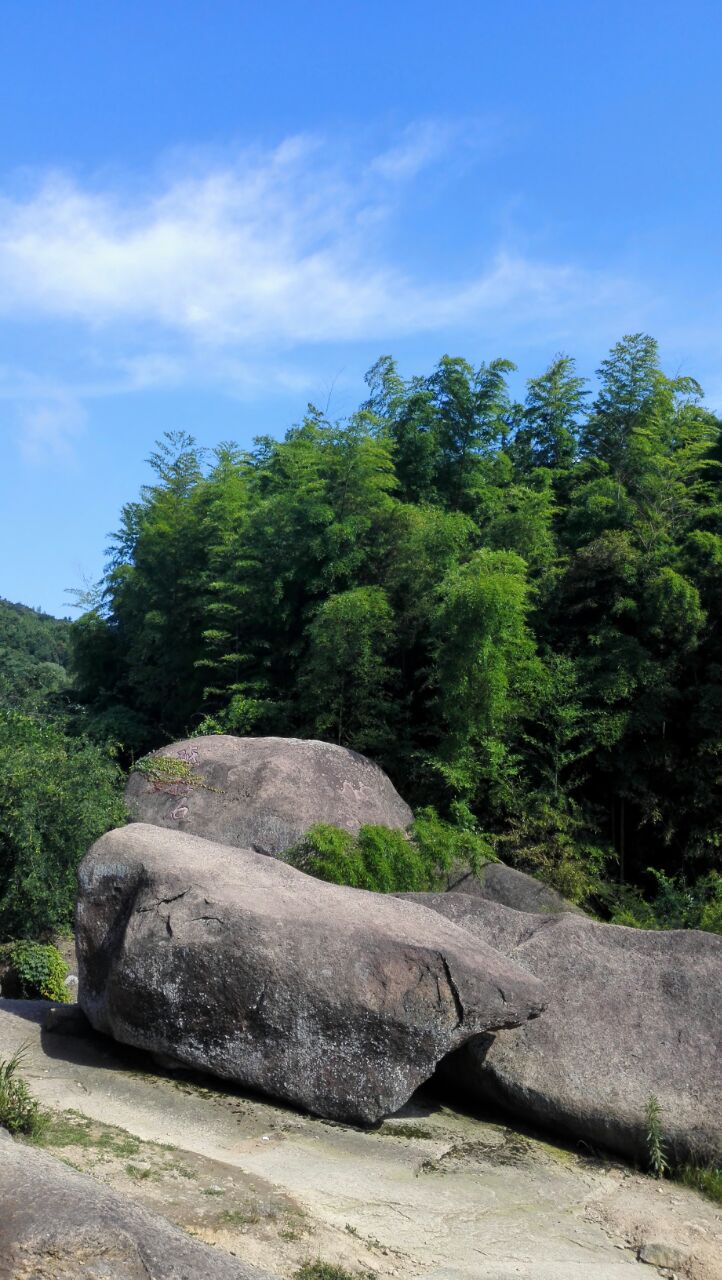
[43,1003,91,1036]
[638,1241,688,1270]
[125,734,413,854]
[448,862,583,915]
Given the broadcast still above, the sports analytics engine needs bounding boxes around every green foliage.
[40,1110,147,1159]
[514,353,588,472]
[285,810,490,893]
[411,806,494,878]
[498,795,609,907]
[0,710,126,940]
[287,823,428,893]
[67,338,722,922]
[300,587,396,751]
[430,548,540,806]
[605,871,722,932]
[0,597,71,712]
[644,1095,669,1179]
[3,941,70,1002]
[679,1163,722,1206]
[131,754,196,787]
[0,1044,47,1138]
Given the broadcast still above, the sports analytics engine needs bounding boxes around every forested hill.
[0,597,71,707]
[70,334,722,914]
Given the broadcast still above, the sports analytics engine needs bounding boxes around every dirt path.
[1,998,720,1280]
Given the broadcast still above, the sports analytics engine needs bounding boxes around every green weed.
[295,1265,375,1280]
[0,1043,47,1137]
[645,1095,669,1178]
[125,1163,157,1181]
[678,1163,722,1206]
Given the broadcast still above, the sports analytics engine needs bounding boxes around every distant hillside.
[0,597,72,706]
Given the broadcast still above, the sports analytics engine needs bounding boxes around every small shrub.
[285,808,492,894]
[288,824,364,887]
[131,751,224,796]
[295,1264,375,1280]
[8,941,70,1002]
[604,870,722,934]
[0,1044,47,1138]
[411,805,494,880]
[131,753,196,789]
[496,794,608,907]
[645,1095,668,1179]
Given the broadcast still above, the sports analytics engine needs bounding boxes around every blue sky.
[2,0,721,616]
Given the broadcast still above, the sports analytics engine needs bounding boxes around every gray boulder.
[448,862,583,915]
[404,892,722,1163]
[125,734,412,854]
[76,823,546,1125]
[0,1131,274,1280]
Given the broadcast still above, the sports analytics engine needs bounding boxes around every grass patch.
[0,1044,47,1138]
[125,1163,158,1181]
[220,1206,262,1228]
[295,1266,375,1280]
[678,1164,722,1206]
[379,1122,434,1140]
[40,1110,142,1158]
[280,1224,306,1242]
[279,1208,309,1241]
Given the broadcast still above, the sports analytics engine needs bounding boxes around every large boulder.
[448,862,583,915]
[125,734,413,854]
[403,892,722,1163]
[0,1130,274,1280]
[76,824,546,1125]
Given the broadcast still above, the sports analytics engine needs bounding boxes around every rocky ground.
[1,998,720,1280]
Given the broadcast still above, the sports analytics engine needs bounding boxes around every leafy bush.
[4,941,70,1002]
[0,710,126,940]
[497,794,610,907]
[287,824,424,892]
[604,870,722,933]
[0,1044,47,1138]
[412,805,494,880]
[285,808,493,893]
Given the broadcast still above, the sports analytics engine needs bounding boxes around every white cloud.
[0,132,634,352]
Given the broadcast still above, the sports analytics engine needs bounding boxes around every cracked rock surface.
[76,823,545,1123]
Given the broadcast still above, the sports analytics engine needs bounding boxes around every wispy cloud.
[0,130,634,352]
[369,120,459,181]
[15,395,86,464]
